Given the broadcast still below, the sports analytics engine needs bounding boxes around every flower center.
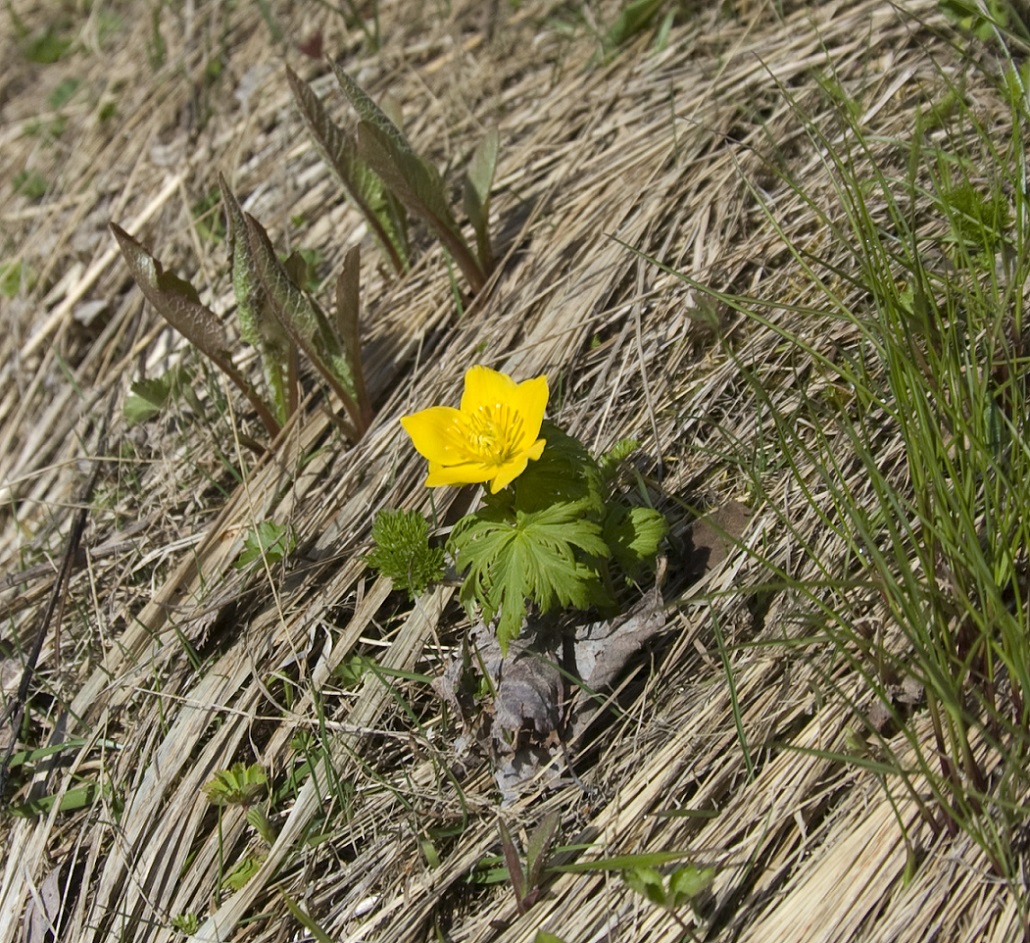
[462,403,525,464]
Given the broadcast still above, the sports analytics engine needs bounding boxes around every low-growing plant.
[370,365,667,652]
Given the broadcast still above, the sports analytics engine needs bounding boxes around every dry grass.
[1,0,1026,940]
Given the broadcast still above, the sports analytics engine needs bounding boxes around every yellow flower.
[401,365,548,493]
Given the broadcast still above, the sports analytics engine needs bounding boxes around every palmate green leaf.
[110,223,281,438]
[450,500,609,652]
[285,66,408,273]
[603,504,667,579]
[242,213,367,434]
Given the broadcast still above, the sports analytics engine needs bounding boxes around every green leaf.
[242,213,364,432]
[364,509,445,599]
[111,222,281,438]
[110,224,226,357]
[623,865,668,906]
[13,170,48,201]
[220,178,292,425]
[222,853,263,891]
[463,128,499,273]
[285,67,408,272]
[605,0,668,50]
[0,259,35,297]
[334,654,378,689]
[534,934,569,943]
[124,377,172,425]
[48,76,81,109]
[331,63,485,292]
[498,818,528,907]
[202,762,267,806]
[450,499,609,652]
[667,864,716,907]
[525,811,561,889]
[330,61,412,155]
[603,504,667,579]
[335,245,372,430]
[235,521,295,570]
[23,28,72,64]
[357,119,484,289]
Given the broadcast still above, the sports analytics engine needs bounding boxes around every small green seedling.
[498,811,561,915]
[234,520,295,570]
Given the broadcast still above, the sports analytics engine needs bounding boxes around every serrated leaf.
[604,504,667,578]
[335,245,372,429]
[286,66,408,272]
[220,179,292,424]
[110,223,228,360]
[357,117,486,293]
[497,818,528,909]
[525,810,560,889]
[243,213,365,433]
[451,499,609,652]
[111,222,281,438]
[667,865,715,906]
[623,865,668,906]
[331,64,485,291]
[330,62,412,155]
[124,376,172,425]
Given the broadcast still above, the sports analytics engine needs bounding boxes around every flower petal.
[460,365,518,413]
[426,461,495,487]
[400,407,469,464]
[488,457,529,493]
[510,376,549,448]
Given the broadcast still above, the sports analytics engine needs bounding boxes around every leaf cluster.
[623,863,715,912]
[111,181,372,444]
[288,63,498,292]
[364,509,446,600]
[448,424,667,652]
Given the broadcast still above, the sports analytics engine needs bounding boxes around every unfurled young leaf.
[285,66,408,273]
[335,246,373,430]
[463,128,499,274]
[331,63,487,293]
[220,178,295,425]
[242,213,368,435]
[110,223,281,438]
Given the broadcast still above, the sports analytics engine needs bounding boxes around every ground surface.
[0,1,1025,941]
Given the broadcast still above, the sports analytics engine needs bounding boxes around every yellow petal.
[400,407,468,464]
[460,365,518,413]
[425,461,495,487]
[489,457,529,493]
[510,376,549,447]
